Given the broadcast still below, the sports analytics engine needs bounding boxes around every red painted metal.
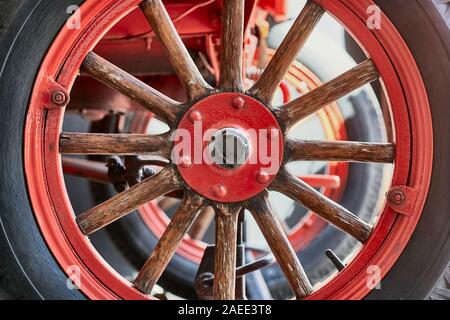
[258,0,288,19]
[104,2,220,40]
[176,93,283,202]
[42,78,71,109]
[23,0,433,300]
[386,186,418,217]
[300,174,341,189]
[279,80,291,103]
[62,158,109,184]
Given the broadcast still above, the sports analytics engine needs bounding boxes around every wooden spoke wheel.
[117,56,351,276]
[20,0,435,300]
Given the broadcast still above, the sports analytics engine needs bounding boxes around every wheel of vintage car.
[0,0,448,300]
[86,52,387,299]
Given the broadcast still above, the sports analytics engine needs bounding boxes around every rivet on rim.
[387,189,405,205]
[179,156,193,168]
[189,110,203,122]
[212,185,227,198]
[49,87,70,108]
[52,91,68,105]
[231,96,245,110]
[256,170,271,184]
[386,186,419,216]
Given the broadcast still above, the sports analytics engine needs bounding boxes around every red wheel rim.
[24,0,433,300]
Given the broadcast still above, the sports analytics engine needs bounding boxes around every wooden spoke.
[245,193,313,299]
[134,191,206,294]
[77,166,180,235]
[60,132,171,158]
[139,157,170,167]
[213,203,241,300]
[135,157,170,167]
[277,60,379,130]
[62,157,109,184]
[271,169,372,243]
[140,0,213,100]
[188,206,215,240]
[81,52,179,123]
[157,197,180,211]
[218,0,245,91]
[248,1,324,104]
[286,139,395,163]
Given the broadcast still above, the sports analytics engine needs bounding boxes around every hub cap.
[209,128,250,169]
[175,93,283,202]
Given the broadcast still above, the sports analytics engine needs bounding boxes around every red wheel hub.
[176,93,283,202]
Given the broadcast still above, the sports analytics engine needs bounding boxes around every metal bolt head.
[256,170,271,184]
[388,189,405,205]
[231,96,245,110]
[189,110,203,122]
[212,185,227,198]
[179,156,193,168]
[51,90,69,106]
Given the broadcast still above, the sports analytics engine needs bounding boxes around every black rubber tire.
[0,0,22,39]
[0,0,448,300]
[0,0,85,300]
[366,0,450,299]
[0,0,24,301]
